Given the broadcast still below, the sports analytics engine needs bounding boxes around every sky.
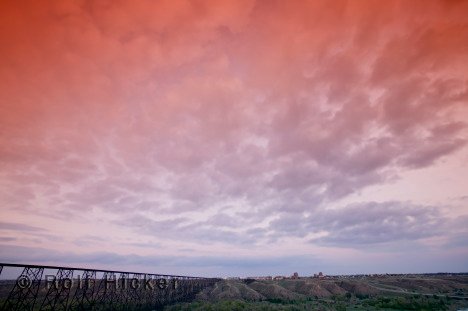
[0,0,467,277]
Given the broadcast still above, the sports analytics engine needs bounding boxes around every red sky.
[1,0,467,276]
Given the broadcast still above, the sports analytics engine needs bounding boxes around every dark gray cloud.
[0,237,16,242]
[270,201,450,246]
[115,214,264,245]
[0,221,47,232]
[440,215,468,249]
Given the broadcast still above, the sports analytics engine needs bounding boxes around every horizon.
[1,0,467,277]
[1,262,467,281]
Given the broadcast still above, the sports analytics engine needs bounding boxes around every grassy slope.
[165,276,468,311]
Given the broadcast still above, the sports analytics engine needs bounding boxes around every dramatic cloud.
[0,0,467,275]
[309,202,444,246]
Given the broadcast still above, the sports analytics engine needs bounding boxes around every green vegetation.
[165,298,336,311]
[363,295,449,310]
[165,294,466,311]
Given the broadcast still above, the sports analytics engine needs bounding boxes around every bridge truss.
[0,263,219,310]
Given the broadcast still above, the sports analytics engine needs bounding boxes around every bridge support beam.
[2,267,44,311]
[39,268,74,311]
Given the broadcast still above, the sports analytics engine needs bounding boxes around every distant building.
[291,272,299,279]
[273,276,285,280]
[248,276,272,280]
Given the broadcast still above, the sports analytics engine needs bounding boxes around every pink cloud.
[1,0,467,274]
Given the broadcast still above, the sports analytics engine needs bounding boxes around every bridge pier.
[2,266,44,311]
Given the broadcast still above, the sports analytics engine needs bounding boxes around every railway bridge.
[0,263,220,310]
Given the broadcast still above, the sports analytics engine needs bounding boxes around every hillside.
[165,275,468,311]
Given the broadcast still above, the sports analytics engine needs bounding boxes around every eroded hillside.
[196,276,468,301]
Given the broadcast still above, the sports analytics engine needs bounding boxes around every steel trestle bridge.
[0,263,220,310]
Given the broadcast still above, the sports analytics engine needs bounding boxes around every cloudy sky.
[1,0,467,277]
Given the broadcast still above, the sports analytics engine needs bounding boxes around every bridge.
[0,263,220,310]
